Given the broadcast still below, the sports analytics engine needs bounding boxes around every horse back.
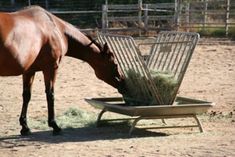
[0,6,67,76]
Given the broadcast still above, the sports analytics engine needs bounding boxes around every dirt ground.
[0,38,234,157]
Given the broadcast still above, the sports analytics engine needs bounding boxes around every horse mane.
[84,34,103,51]
[20,5,42,10]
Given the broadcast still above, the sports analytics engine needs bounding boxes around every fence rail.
[102,0,235,36]
[0,0,234,36]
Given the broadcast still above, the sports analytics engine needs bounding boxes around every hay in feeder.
[122,70,178,106]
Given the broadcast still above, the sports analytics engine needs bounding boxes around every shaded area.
[0,122,168,148]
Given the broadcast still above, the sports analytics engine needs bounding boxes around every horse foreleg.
[43,69,61,135]
[19,72,35,136]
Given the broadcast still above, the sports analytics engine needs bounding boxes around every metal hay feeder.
[85,31,213,134]
[97,31,199,105]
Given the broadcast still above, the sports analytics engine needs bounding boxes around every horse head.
[93,42,125,93]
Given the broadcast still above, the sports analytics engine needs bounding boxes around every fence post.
[138,0,143,36]
[102,4,108,33]
[225,0,230,36]
[45,0,49,9]
[186,2,190,32]
[174,0,180,31]
[203,0,208,30]
[144,4,149,33]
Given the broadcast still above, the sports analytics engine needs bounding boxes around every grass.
[197,27,235,40]
[228,27,235,40]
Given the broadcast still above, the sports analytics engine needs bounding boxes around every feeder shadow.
[0,122,168,145]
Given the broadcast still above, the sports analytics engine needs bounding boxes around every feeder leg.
[161,119,167,124]
[96,109,106,127]
[129,117,142,135]
[193,115,204,132]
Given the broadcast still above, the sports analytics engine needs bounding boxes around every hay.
[122,70,178,106]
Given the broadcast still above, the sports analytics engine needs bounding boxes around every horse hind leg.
[19,72,35,136]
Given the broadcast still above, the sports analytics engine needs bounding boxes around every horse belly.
[0,65,23,76]
[0,44,24,76]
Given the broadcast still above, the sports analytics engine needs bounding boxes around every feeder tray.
[85,97,214,135]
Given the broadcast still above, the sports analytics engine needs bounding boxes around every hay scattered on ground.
[29,108,95,130]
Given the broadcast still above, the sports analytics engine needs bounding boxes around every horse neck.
[65,33,101,66]
[55,16,101,66]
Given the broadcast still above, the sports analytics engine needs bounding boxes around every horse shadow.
[0,121,168,145]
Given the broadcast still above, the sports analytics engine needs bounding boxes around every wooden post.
[225,0,230,36]
[45,0,49,9]
[186,2,190,32]
[28,0,31,6]
[174,0,180,31]
[144,4,149,33]
[203,0,208,30]
[102,4,108,33]
[138,0,143,36]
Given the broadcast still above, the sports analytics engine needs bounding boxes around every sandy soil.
[0,38,234,157]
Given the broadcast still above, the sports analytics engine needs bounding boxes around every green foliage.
[228,27,235,40]
[198,27,235,39]
[198,28,225,37]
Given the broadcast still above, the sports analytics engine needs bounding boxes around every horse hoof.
[53,127,62,136]
[20,128,31,136]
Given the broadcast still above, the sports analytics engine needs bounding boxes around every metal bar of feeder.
[145,31,199,105]
[173,35,190,78]
[147,34,163,69]
[165,33,180,76]
[126,38,158,102]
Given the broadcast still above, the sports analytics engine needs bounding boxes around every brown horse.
[0,6,124,135]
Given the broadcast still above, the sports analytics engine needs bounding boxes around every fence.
[102,0,235,36]
[0,0,234,36]
[179,0,235,36]
[102,1,177,35]
[0,0,106,31]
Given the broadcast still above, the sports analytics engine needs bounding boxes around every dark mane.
[65,31,103,52]
[84,34,103,51]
